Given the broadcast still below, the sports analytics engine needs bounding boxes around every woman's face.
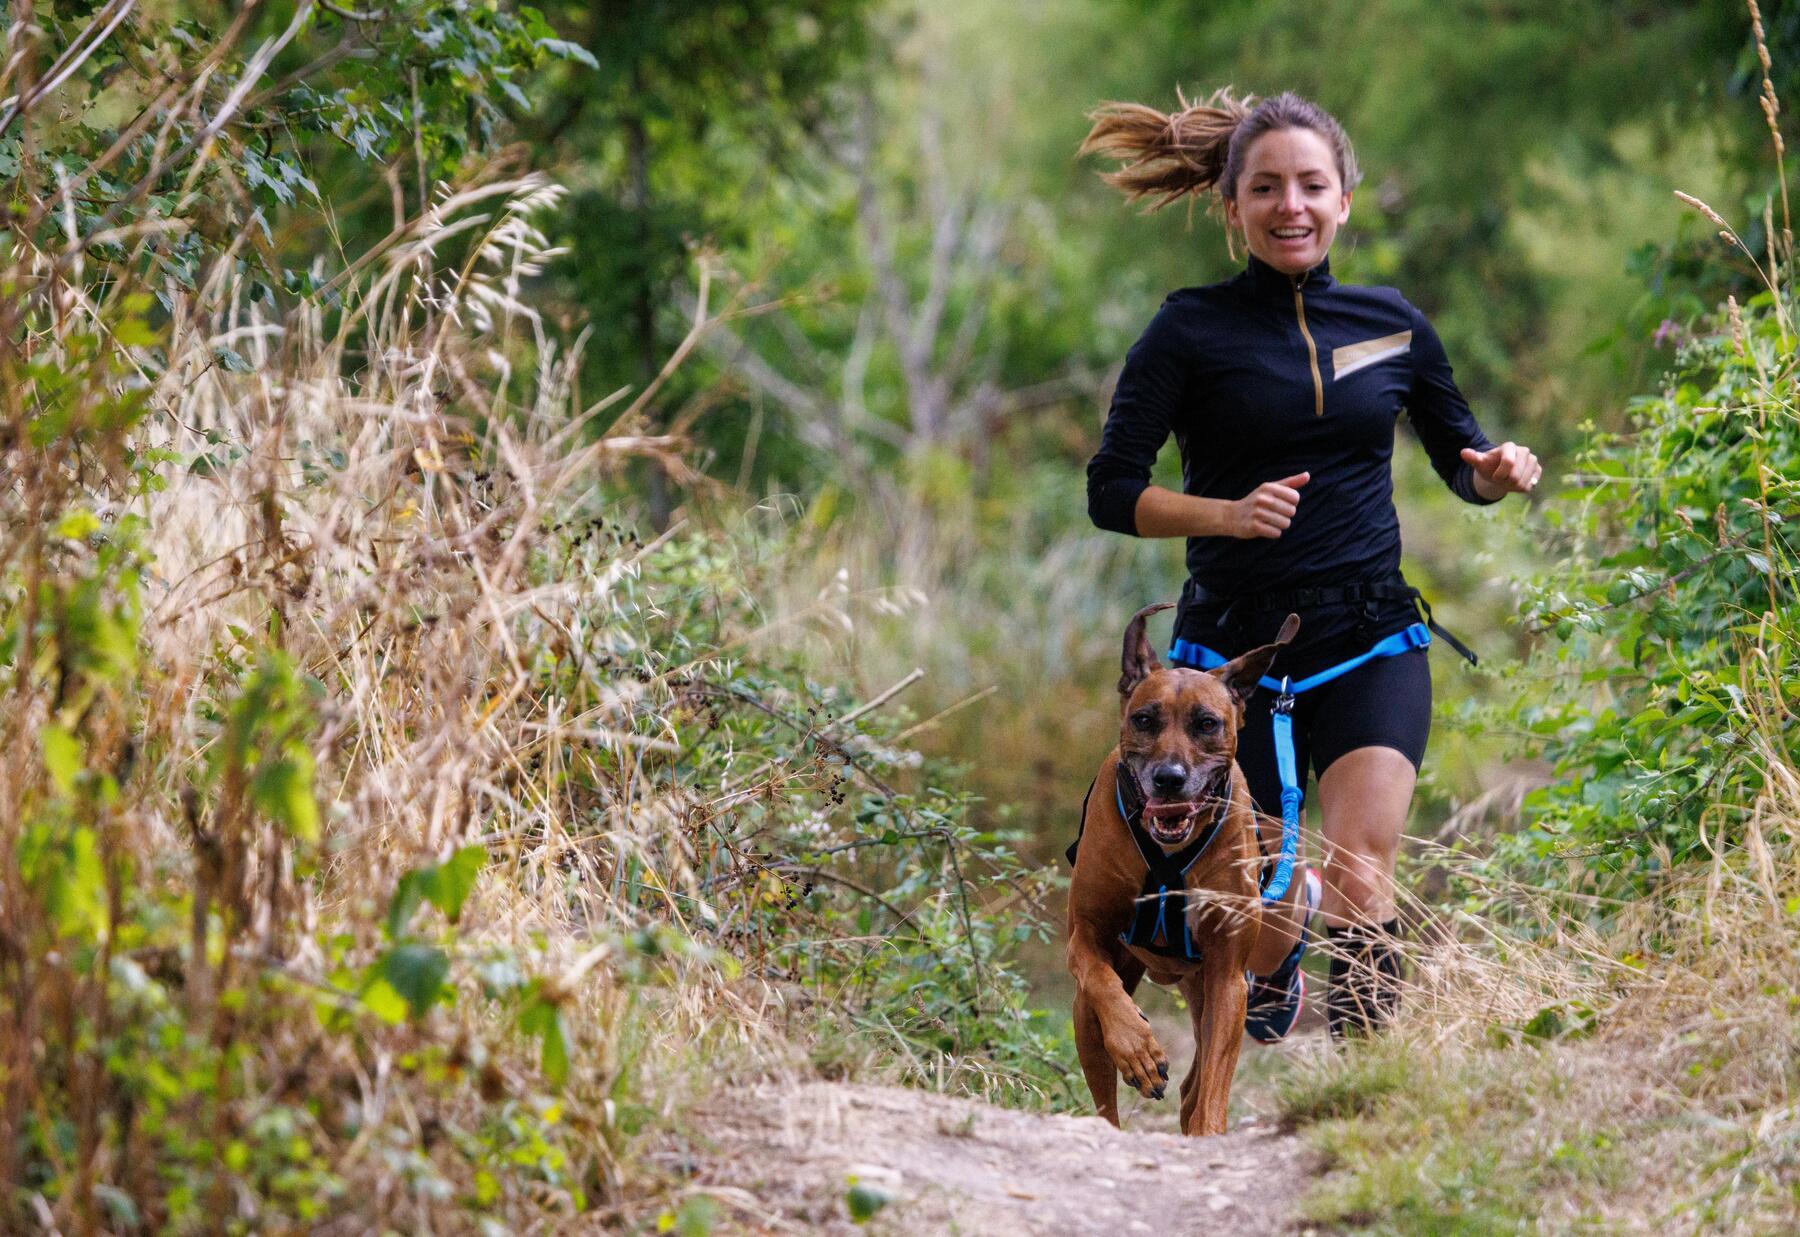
[1224,127,1351,276]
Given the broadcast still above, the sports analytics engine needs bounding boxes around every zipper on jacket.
[1292,272,1324,416]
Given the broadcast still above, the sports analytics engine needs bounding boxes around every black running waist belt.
[1182,578,1478,667]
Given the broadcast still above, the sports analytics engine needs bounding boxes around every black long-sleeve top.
[1087,254,1498,599]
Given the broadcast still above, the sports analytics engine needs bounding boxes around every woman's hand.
[1233,472,1310,539]
[1460,443,1541,500]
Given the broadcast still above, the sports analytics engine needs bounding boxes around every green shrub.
[1481,286,1798,906]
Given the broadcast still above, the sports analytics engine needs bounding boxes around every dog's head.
[1115,603,1300,851]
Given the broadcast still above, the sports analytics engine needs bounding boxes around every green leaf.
[54,509,101,541]
[41,724,81,795]
[22,824,108,941]
[377,945,449,1019]
[519,989,570,1086]
[846,1181,892,1223]
[387,844,486,938]
[113,315,160,348]
[430,844,486,924]
[387,869,430,941]
[250,755,319,843]
[1520,1005,1564,1040]
[361,978,409,1025]
[213,346,252,373]
[538,38,599,68]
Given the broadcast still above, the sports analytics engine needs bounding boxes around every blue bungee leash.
[1167,622,1435,905]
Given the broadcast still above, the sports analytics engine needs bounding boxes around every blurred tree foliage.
[1004,0,1780,455]
[0,0,589,307]
[666,0,1790,501]
[516,0,880,517]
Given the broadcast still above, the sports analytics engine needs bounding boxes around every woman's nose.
[1280,186,1305,214]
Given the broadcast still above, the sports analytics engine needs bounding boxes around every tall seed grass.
[5,136,1073,1227]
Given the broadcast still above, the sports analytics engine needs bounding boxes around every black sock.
[1326,918,1404,1039]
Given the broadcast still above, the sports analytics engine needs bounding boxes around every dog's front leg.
[1067,925,1166,1120]
[1072,985,1122,1125]
[1185,954,1248,1136]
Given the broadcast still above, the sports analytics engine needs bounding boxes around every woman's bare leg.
[1316,745,1415,926]
[1315,745,1416,1033]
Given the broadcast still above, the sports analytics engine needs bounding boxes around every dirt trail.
[683,1075,1312,1235]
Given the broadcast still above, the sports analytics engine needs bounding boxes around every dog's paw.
[1104,1015,1169,1100]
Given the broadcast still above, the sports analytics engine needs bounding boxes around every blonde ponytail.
[1079,88,1361,216]
[1077,87,1255,213]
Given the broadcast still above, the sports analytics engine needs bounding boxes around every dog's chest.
[1118,861,1256,969]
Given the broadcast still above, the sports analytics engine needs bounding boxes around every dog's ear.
[1120,602,1176,699]
[1211,612,1300,702]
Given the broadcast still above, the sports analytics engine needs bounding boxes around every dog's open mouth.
[1141,768,1231,845]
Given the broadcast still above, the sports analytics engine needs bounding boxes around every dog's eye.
[1192,714,1220,735]
[1131,710,1158,732]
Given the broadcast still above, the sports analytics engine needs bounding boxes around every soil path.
[685,1074,1312,1235]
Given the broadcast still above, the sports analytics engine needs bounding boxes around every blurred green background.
[296,0,1789,888]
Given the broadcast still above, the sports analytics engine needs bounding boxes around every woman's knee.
[1316,745,1415,916]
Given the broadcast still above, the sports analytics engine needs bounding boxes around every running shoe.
[1244,866,1322,1044]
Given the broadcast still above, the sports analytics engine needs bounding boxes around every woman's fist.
[1234,472,1309,539]
[1459,442,1541,500]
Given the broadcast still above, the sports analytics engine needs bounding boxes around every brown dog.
[1065,602,1299,1136]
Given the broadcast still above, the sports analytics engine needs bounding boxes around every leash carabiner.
[1273,674,1295,717]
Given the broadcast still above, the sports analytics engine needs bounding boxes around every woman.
[1080,90,1539,1039]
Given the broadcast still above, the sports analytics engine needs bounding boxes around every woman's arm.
[1460,442,1542,499]
[1134,475,1311,539]
[1086,302,1186,535]
[1088,298,1315,540]
[1403,302,1539,503]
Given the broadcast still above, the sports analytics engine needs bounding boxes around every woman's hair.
[1077,87,1362,214]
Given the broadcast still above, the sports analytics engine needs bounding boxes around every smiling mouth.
[1141,769,1231,845]
[1271,228,1312,241]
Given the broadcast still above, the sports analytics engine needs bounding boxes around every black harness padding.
[1117,777,1233,961]
[1187,577,1478,667]
[1065,767,1235,962]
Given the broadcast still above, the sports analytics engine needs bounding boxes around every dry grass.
[0,126,891,1222]
[3,130,1071,1224]
[1279,744,1800,1231]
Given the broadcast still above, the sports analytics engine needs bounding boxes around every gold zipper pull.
[1292,278,1324,416]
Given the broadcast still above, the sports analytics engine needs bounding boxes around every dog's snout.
[1150,763,1188,795]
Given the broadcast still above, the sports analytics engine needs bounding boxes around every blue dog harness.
[1167,622,1437,905]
